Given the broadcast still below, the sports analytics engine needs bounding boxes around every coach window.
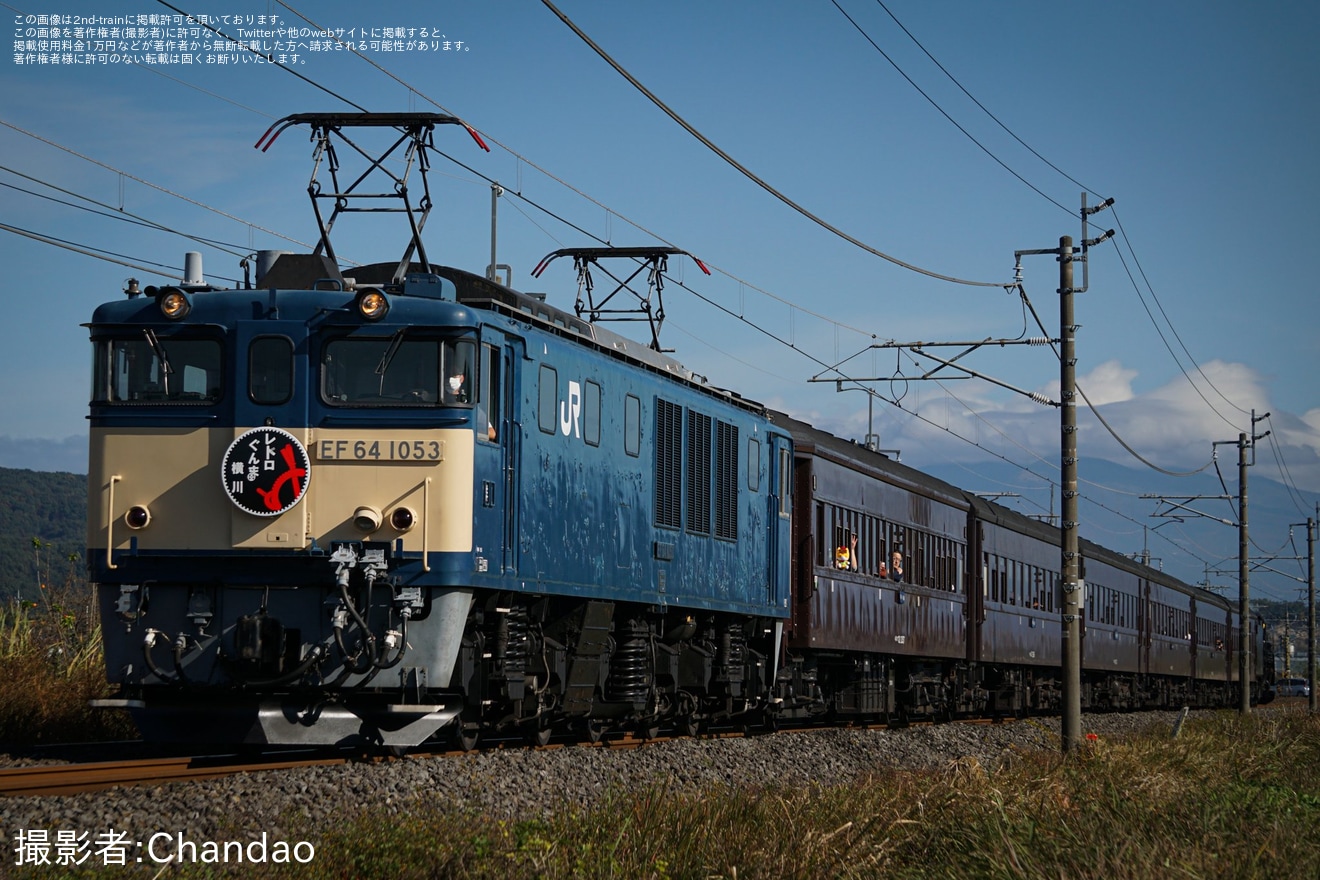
[624,394,641,457]
[95,334,223,404]
[538,365,557,434]
[249,336,293,405]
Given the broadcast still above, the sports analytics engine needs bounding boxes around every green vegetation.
[119,710,1314,880]
[0,468,135,744]
[0,467,86,603]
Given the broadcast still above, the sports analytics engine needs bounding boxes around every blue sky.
[3,1,1318,582]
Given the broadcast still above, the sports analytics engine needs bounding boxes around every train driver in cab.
[446,370,469,404]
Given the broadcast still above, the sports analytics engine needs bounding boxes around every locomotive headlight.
[354,288,390,321]
[389,506,417,532]
[124,505,151,529]
[158,288,192,320]
[353,505,382,533]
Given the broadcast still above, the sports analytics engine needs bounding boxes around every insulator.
[1027,337,1052,346]
[1029,391,1054,407]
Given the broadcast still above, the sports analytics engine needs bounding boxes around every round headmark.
[221,427,311,516]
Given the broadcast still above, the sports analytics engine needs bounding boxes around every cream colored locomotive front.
[89,425,475,559]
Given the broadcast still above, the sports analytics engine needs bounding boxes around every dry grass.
[0,567,135,745]
[203,709,1319,880]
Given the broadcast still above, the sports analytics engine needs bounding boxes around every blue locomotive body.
[88,259,790,746]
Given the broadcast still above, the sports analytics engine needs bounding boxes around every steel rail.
[0,754,350,798]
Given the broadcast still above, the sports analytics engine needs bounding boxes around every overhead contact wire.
[539,0,1003,288]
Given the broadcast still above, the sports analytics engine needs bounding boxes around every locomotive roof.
[436,264,769,417]
[251,255,770,417]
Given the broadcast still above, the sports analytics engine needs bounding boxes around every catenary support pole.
[1308,513,1316,714]
[1060,235,1082,752]
[1239,433,1251,714]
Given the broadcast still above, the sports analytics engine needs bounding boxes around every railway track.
[0,753,351,798]
[0,715,1016,798]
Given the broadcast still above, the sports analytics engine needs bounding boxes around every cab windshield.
[322,335,475,407]
[92,333,223,404]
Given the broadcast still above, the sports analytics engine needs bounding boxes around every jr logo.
[559,380,582,438]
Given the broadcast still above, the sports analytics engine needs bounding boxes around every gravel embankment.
[1,711,1189,850]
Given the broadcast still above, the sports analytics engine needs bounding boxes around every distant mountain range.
[0,436,86,476]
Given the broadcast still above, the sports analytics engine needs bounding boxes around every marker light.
[125,506,151,529]
[353,505,382,532]
[158,288,192,320]
[389,507,417,532]
[355,288,390,321]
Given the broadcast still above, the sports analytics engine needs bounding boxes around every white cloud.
[819,359,1320,494]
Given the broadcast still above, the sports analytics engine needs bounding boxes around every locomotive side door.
[472,332,519,575]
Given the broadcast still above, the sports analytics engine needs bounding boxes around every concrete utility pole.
[810,196,1112,755]
[1058,236,1083,752]
[1309,512,1316,713]
[1239,432,1251,714]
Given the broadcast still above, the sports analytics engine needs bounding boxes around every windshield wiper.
[143,329,174,396]
[374,329,407,376]
[374,329,407,396]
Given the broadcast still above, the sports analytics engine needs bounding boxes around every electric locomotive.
[88,114,793,748]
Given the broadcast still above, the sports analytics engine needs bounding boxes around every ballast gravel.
[0,711,1190,849]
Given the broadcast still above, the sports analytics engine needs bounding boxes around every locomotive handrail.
[106,474,121,570]
[423,476,431,573]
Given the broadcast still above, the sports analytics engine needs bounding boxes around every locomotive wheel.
[529,724,552,747]
[457,725,480,752]
[640,721,661,741]
[680,716,702,738]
